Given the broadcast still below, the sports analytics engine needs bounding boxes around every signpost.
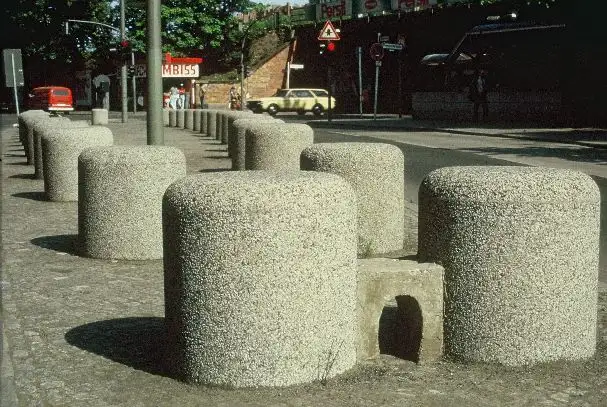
[318,20,341,122]
[3,49,24,115]
[132,64,200,78]
[369,42,384,120]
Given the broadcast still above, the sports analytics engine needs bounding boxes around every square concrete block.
[357,258,443,364]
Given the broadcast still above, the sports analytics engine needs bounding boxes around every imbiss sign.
[134,54,202,78]
[134,63,199,78]
[162,64,199,77]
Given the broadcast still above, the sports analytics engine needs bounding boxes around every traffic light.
[128,65,136,76]
[119,39,131,60]
[319,41,336,55]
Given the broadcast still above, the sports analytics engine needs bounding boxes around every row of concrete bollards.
[17,107,600,389]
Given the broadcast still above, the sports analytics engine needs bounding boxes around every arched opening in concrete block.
[378,295,423,362]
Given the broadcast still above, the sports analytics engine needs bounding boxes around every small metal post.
[357,46,363,117]
[11,53,20,116]
[131,51,136,114]
[147,0,163,145]
[120,0,128,123]
[373,60,381,120]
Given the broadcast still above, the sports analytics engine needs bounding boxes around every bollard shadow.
[31,234,79,255]
[12,191,47,201]
[9,173,36,180]
[378,295,423,363]
[199,168,230,173]
[65,317,170,377]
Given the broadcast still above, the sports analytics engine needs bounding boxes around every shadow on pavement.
[13,191,47,201]
[9,173,36,180]
[199,168,229,173]
[458,145,607,165]
[65,317,170,377]
[31,234,79,255]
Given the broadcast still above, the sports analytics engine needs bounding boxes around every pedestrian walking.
[469,70,488,122]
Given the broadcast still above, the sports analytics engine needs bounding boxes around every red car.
[28,86,74,113]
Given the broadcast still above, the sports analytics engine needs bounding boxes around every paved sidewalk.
[2,117,606,406]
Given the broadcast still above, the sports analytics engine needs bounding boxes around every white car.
[246,88,336,116]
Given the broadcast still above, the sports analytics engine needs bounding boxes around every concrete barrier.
[221,111,252,147]
[301,143,405,256]
[193,109,202,132]
[230,117,282,170]
[176,109,185,129]
[163,108,170,126]
[418,166,600,366]
[42,127,113,201]
[79,146,186,260]
[18,110,48,165]
[184,109,194,130]
[205,110,218,139]
[91,108,109,125]
[169,110,177,127]
[245,123,314,171]
[199,109,208,135]
[32,117,83,179]
[357,258,443,364]
[163,171,358,387]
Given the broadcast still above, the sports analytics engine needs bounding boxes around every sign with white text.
[134,64,199,78]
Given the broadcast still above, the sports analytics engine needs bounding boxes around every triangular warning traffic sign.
[318,20,340,41]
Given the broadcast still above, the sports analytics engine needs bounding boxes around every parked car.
[246,88,336,116]
[28,86,74,113]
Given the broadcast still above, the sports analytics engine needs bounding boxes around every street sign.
[318,20,340,41]
[289,63,304,69]
[382,43,404,51]
[134,64,199,78]
[370,43,384,61]
[3,49,24,87]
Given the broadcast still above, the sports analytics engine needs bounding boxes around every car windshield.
[52,89,69,96]
[273,90,289,97]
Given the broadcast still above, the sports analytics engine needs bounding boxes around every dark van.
[28,86,74,113]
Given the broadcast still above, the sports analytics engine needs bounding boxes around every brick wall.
[199,44,292,105]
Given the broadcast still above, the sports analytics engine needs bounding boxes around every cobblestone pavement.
[1,114,606,406]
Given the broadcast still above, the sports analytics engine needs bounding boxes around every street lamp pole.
[120,0,128,123]
[146,0,163,145]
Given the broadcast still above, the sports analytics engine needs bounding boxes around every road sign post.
[3,49,24,116]
[369,43,384,121]
[318,20,340,122]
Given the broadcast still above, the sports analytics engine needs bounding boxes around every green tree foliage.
[2,0,114,64]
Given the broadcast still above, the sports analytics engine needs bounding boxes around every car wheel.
[297,110,306,116]
[312,104,324,117]
[267,104,279,116]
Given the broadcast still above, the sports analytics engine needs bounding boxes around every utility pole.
[120,0,128,123]
[147,0,163,145]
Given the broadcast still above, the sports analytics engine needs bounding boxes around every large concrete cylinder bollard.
[184,109,194,130]
[222,110,251,147]
[193,109,202,132]
[245,123,314,171]
[176,109,185,129]
[79,146,186,260]
[200,109,208,135]
[42,127,113,201]
[18,110,48,165]
[418,166,600,366]
[163,108,170,126]
[32,117,83,179]
[301,143,405,256]
[163,171,358,387]
[205,110,218,139]
[169,109,177,127]
[231,117,283,170]
[91,108,109,125]
[215,111,225,142]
